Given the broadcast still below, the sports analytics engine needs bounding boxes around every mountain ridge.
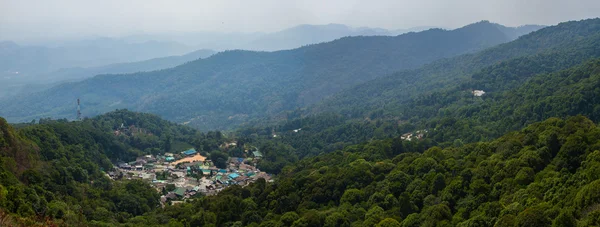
[0,49,215,98]
[0,21,538,130]
[311,18,600,118]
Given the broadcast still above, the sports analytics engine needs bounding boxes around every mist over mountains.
[0,23,437,97]
[122,24,439,51]
[0,21,544,130]
[2,2,600,225]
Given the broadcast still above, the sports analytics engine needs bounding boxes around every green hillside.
[126,116,600,227]
[406,58,600,146]
[0,21,536,130]
[233,19,600,171]
[314,18,600,117]
[4,113,600,226]
[36,49,215,83]
[2,16,600,227]
[0,110,226,225]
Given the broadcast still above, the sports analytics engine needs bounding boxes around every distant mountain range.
[0,49,215,98]
[295,19,600,149]
[312,20,598,117]
[0,38,194,75]
[241,24,438,51]
[0,23,439,98]
[34,49,215,83]
[0,21,544,129]
[123,24,440,51]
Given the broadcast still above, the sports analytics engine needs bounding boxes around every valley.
[1,3,600,226]
[0,21,542,130]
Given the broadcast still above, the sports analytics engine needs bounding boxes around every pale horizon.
[2,0,600,43]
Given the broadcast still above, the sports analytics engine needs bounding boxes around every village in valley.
[107,124,271,205]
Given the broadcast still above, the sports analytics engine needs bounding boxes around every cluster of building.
[108,147,270,205]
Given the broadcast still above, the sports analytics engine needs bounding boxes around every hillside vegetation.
[2,18,600,227]
[234,19,600,172]
[0,110,226,225]
[126,116,600,227]
[0,49,215,99]
[314,18,600,117]
[0,22,537,130]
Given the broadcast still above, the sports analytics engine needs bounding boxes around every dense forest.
[236,55,600,173]
[0,21,535,130]
[6,114,600,226]
[314,18,600,118]
[2,18,600,227]
[229,18,600,171]
[0,110,227,226]
[121,116,600,227]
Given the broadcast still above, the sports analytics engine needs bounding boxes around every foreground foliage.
[132,116,600,226]
[0,110,226,226]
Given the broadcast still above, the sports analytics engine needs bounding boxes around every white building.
[472,90,486,97]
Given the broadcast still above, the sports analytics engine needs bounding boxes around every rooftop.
[174,187,186,197]
[183,148,197,156]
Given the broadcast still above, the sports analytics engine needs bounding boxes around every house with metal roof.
[201,169,211,175]
[228,173,240,180]
[183,148,197,156]
[174,187,186,197]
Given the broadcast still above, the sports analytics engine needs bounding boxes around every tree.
[515,207,550,227]
[281,212,300,226]
[431,173,446,194]
[241,211,262,225]
[164,135,172,153]
[377,218,402,227]
[165,184,176,192]
[210,151,229,169]
[340,189,364,205]
[364,206,385,226]
[324,212,349,227]
[552,209,576,227]
[576,179,600,209]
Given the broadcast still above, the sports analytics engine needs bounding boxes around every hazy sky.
[1,0,600,42]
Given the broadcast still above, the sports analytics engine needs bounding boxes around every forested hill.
[404,57,600,146]
[35,49,216,84]
[0,110,226,226]
[0,49,215,99]
[0,39,192,76]
[0,21,537,130]
[313,18,600,116]
[127,116,600,226]
[234,18,600,168]
[239,58,600,169]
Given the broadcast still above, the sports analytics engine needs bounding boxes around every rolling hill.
[0,49,215,98]
[0,21,540,130]
[36,49,216,83]
[229,18,600,163]
[313,18,600,118]
[154,115,600,226]
[0,38,193,75]
[123,24,439,51]
[243,23,433,51]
